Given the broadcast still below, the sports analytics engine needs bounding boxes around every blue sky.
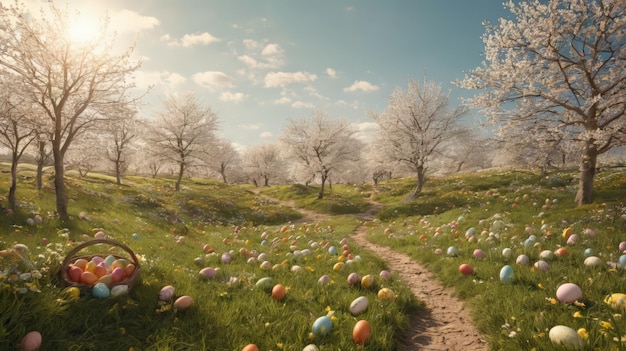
[32,1,514,149]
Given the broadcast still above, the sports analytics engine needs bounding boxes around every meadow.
[1,164,625,350]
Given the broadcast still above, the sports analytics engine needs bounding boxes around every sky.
[24,0,515,150]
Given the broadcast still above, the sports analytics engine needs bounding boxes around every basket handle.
[61,238,141,270]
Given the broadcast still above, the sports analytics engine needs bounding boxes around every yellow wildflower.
[600,321,613,330]
[573,311,583,318]
[577,328,589,340]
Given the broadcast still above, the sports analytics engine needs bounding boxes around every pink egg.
[221,253,231,264]
[91,256,104,265]
[619,241,626,251]
[379,270,391,280]
[159,285,175,301]
[111,267,125,282]
[20,331,42,351]
[199,267,217,279]
[556,283,582,304]
[473,249,485,259]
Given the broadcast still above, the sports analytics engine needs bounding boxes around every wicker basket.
[61,238,141,291]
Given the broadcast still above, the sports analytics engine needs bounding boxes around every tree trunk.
[456,160,465,172]
[36,141,45,190]
[53,146,69,221]
[415,165,425,195]
[264,175,269,187]
[176,161,184,191]
[318,173,327,199]
[115,155,122,186]
[8,152,18,211]
[575,144,597,206]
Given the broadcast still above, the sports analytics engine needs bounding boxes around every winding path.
[267,192,489,350]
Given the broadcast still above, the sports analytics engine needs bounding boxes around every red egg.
[111,267,126,282]
[459,263,474,276]
[271,284,286,301]
[124,263,136,276]
[20,331,42,351]
[68,265,83,283]
[352,320,371,345]
[242,344,259,351]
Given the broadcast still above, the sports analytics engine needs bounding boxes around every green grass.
[1,164,625,350]
[0,164,416,351]
[366,169,626,351]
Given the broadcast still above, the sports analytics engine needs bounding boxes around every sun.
[68,15,100,43]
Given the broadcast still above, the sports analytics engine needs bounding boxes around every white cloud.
[243,39,258,49]
[238,55,258,68]
[239,123,262,130]
[291,101,315,109]
[261,43,283,56]
[193,71,234,89]
[274,97,291,105]
[353,122,380,142]
[219,92,246,103]
[326,68,337,78]
[111,9,160,34]
[264,71,317,88]
[344,80,380,92]
[163,32,221,47]
[134,70,186,90]
[260,131,273,138]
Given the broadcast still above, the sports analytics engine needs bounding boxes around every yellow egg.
[73,258,88,270]
[98,274,113,286]
[85,261,97,273]
[63,287,80,300]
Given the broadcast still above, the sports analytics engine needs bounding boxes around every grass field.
[1,164,625,350]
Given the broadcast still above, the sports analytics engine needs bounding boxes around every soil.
[276,195,490,351]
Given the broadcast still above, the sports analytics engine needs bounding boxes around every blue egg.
[104,255,116,266]
[447,246,458,256]
[500,265,515,284]
[312,316,333,336]
[92,283,110,298]
[584,248,594,257]
[132,233,140,240]
[328,246,337,255]
[619,255,626,266]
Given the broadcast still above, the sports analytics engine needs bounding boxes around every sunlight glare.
[68,16,99,43]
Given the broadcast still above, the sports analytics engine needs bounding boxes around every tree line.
[1,0,625,222]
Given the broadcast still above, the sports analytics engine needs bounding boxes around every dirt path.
[267,193,489,350]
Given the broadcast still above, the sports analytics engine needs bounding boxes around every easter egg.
[125,263,136,276]
[111,259,129,270]
[361,275,375,289]
[110,284,129,297]
[604,293,626,311]
[333,262,344,271]
[104,255,116,266]
[459,264,473,275]
[312,316,332,336]
[20,331,42,351]
[619,255,626,266]
[349,296,369,316]
[539,250,554,260]
[63,287,80,300]
[259,261,271,270]
[111,267,125,282]
[97,274,113,286]
[132,233,140,240]
[583,248,594,257]
[619,241,626,251]
[556,283,583,304]
[446,246,458,256]
[584,256,603,267]
[352,320,371,345]
[271,284,286,301]
[473,249,485,259]
[241,345,259,351]
[318,275,330,285]
[199,267,217,280]
[548,325,584,350]
[174,295,194,311]
[92,283,110,298]
[328,246,337,255]
[302,344,319,351]
[379,270,391,280]
[562,227,573,239]
[80,271,98,285]
[501,248,512,258]
[377,287,396,301]
[434,248,442,255]
[499,265,515,284]
[68,265,83,283]
[221,252,231,264]
[159,285,175,301]
[255,277,273,291]
[533,260,550,272]
[516,254,530,266]
[554,248,569,257]
[347,272,361,286]
[73,258,89,270]
[566,234,579,245]
[84,261,97,274]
